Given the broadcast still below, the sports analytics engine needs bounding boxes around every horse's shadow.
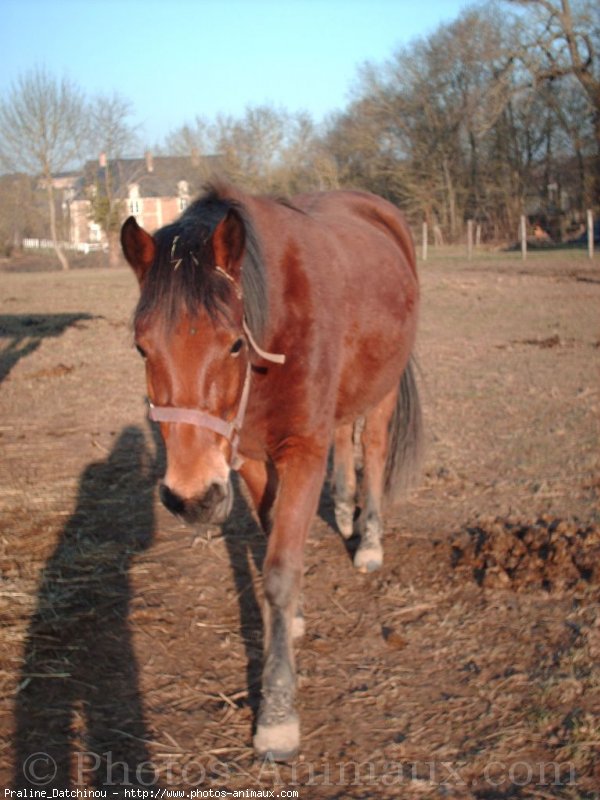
[221,478,267,716]
[13,426,159,789]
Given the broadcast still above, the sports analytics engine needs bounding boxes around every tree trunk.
[556,0,600,205]
[45,173,69,270]
[107,230,122,268]
[442,157,458,240]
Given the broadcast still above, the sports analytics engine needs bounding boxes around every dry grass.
[0,254,599,797]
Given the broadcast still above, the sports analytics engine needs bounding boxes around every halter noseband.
[147,317,285,470]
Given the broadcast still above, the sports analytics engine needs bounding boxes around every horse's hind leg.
[354,388,397,573]
[332,422,357,539]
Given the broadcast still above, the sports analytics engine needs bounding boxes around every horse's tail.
[384,356,424,504]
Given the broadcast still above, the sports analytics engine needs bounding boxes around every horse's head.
[121,192,266,526]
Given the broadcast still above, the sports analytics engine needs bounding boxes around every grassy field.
[0,251,599,797]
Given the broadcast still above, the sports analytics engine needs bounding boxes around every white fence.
[23,238,107,255]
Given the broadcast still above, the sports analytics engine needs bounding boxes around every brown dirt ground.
[0,249,599,799]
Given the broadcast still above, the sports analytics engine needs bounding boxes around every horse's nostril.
[159,483,186,515]
[201,482,227,508]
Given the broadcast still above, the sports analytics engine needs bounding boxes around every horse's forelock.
[133,186,268,340]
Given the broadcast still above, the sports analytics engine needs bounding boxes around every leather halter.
[147,317,286,471]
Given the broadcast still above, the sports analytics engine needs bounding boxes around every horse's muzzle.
[159,480,233,525]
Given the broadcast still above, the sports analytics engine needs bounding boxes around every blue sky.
[2,0,469,149]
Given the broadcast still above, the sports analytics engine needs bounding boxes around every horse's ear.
[212,209,246,280]
[121,216,155,285]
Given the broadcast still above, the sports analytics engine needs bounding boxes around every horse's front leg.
[253,445,327,761]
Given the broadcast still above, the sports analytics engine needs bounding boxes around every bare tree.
[211,106,288,190]
[326,6,518,239]
[90,92,138,162]
[323,2,598,240]
[88,92,138,267]
[511,0,600,204]
[163,116,215,159]
[276,112,340,194]
[164,105,334,194]
[0,67,89,269]
[0,173,46,256]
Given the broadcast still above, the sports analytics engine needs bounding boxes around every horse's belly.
[334,315,416,424]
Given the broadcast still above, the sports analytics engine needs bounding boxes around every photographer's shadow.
[14,426,158,789]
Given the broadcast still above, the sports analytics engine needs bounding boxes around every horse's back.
[292,189,416,279]
[278,190,419,423]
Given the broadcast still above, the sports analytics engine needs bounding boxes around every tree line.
[1,0,598,266]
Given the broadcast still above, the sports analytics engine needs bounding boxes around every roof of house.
[80,153,221,200]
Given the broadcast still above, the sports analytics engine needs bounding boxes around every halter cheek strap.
[147,323,285,470]
[242,318,286,365]
[148,361,252,470]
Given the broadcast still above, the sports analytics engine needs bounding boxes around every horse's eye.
[230,338,244,356]
[135,344,147,359]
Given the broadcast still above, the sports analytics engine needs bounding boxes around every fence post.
[467,219,473,260]
[587,209,594,260]
[520,215,527,261]
[422,221,428,261]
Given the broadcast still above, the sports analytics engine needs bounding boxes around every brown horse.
[121,183,422,761]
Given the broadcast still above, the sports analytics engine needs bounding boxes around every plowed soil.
[1,250,599,799]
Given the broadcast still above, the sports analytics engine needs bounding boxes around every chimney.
[99,152,107,168]
[145,151,154,173]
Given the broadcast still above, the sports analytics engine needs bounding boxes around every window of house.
[89,223,102,243]
[177,180,190,212]
[128,183,142,216]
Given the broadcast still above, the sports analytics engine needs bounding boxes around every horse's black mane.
[134,185,268,341]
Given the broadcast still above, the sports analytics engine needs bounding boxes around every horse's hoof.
[253,717,300,762]
[354,542,383,573]
[335,502,355,539]
[291,612,305,640]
